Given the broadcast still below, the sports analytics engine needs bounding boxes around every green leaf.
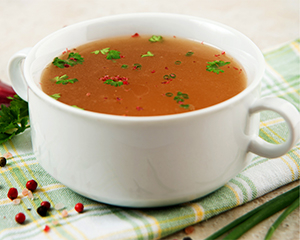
[206,60,230,74]
[91,50,100,54]
[52,52,84,68]
[106,50,121,60]
[104,79,123,87]
[49,93,61,100]
[121,64,128,69]
[53,75,78,85]
[141,51,154,58]
[149,35,163,43]
[71,105,84,110]
[0,95,29,144]
[180,104,190,109]
[100,47,110,55]
[133,63,142,70]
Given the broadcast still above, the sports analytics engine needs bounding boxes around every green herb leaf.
[49,93,61,100]
[206,60,230,74]
[106,50,121,60]
[180,104,190,109]
[100,47,110,55]
[149,35,163,43]
[175,61,181,65]
[141,51,154,58]
[53,74,78,85]
[121,64,128,69]
[133,63,142,70]
[71,105,84,110]
[104,79,123,87]
[91,50,100,54]
[52,52,84,68]
[0,95,29,144]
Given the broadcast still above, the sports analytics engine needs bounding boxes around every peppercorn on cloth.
[0,39,299,240]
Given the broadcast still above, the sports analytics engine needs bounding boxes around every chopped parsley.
[133,63,142,70]
[121,64,128,69]
[92,48,121,60]
[149,35,163,43]
[206,60,230,74]
[71,105,84,110]
[52,52,84,68]
[104,79,123,87]
[49,93,61,100]
[106,50,121,60]
[53,74,78,85]
[141,51,154,58]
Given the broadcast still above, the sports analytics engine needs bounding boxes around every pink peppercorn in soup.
[40,34,247,116]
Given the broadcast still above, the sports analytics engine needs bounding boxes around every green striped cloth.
[0,39,299,240]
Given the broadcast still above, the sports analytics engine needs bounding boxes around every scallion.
[204,186,299,240]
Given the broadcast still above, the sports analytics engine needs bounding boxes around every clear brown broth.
[41,35,247,116]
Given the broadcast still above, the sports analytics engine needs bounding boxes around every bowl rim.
[24,12,265,122]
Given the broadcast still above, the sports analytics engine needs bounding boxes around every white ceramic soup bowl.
[8,13,300,207]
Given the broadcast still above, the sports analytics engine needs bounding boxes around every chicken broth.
[41,34,247,116]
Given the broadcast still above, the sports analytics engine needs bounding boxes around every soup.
[41,34,247,116]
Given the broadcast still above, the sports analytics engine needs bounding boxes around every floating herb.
[91,50,100,54]
[206,60,230,74]
[52,52,84,68]
[180,104,190,109]
[71,105,84,110]
[106,50,121,60]
[92,47,110,55]
[149,35,163,43]
[121,64,128,69]
[133,63,142,70]
[141,51,154,58]
[53,75,78,85]
[100,47,110,55]
[104,79,123,87]
[175,61,181,65]
[185,51,194,57]
[49,93,61,100]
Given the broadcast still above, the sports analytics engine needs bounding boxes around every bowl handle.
[8,48,32,101]
[248,97,300,158]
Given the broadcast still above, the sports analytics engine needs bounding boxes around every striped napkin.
[0,39,299,240]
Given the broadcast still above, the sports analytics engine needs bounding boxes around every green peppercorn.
[0,157,6,167]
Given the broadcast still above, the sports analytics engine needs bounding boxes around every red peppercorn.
[44,225,50,232]
[74,203,84,213]
[41,201,51,210]
[26,180,38,191]
[15,212,26,224]
[7,188,18,200]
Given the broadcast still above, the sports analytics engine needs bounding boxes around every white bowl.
[8,13,300,207]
